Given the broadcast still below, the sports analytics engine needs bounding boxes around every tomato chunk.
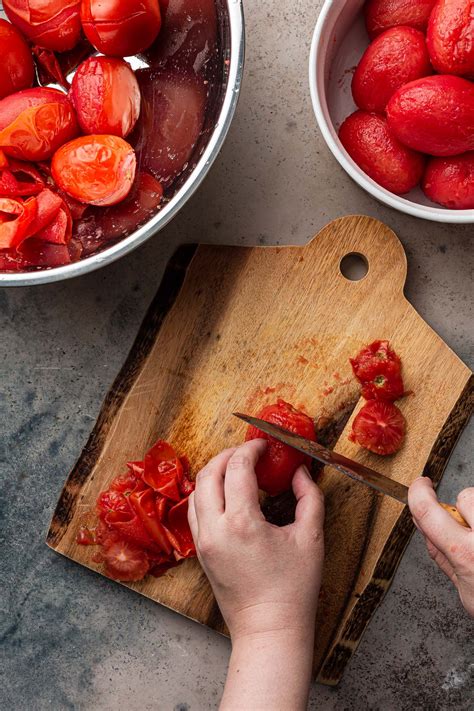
[349,400,406,455]
[245,399,316,496]
[102,539,150,582]
[51,135,136,206]
[350,340,405,401]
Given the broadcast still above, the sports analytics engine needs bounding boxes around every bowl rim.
[1,0,246,286]
[308,0,474,225]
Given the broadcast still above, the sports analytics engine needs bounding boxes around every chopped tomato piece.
[102,539,150,582]
[76,526,96,545]
[350,340,405,401]
[349,400,406,455]
[143,439,183,501]
[245,399,316,496]
[0,196,37,249]
[165,498,196,559]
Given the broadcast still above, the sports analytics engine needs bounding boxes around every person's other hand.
[409,477,474,617]
[188,439,325,640]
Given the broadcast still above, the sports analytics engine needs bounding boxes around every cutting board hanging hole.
[340,252,369,281]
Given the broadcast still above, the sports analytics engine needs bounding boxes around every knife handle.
[440,503,469,528]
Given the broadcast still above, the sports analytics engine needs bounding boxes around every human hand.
[188,439,325,641]
[409,477,474,618]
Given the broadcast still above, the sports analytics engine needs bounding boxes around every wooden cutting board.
[47,215,472,685]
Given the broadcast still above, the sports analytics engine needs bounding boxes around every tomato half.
[245,399,316,496]
[81,0,162,57]
[102,539,150,581]
[0,19,35,100]
[3,0,82,52]
[70,57,141,138]
[349,400,406,455]
[0,88,78,161]
[51,135,137,206]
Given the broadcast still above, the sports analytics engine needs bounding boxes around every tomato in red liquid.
[0,18,35,100]
[52,135,136,206]
[70,56,141,138]
[81,0,162,57]
[4,0,82,52]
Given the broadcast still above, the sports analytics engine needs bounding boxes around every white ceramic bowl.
[309,0,474,224]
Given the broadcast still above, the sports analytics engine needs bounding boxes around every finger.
[456,488,474,529]
[292,465,325,537]
[194,448,236,527]
[408,477,468,556]
[224,439,267,516]
[187,492,198,543]
[423,535,458,586]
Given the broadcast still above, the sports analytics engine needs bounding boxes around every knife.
[233,413,468,528]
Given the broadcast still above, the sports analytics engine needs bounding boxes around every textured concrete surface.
[1,1,473,709]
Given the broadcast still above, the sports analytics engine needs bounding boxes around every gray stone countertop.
[1,1,473,709]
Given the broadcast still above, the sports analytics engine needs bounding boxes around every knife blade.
[233,413,469,527]
[234,412,409,503]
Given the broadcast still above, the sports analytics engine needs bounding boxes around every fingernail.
[301,465,311,479]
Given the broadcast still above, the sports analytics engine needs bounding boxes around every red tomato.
[245,399,316,496]
[132,68,207,185]
[339,111,425,194]
[387,75,474,156]
[97,489,131,517]
[352,27,431,113]
[365,0,437,38]
[422,152,474,209]
[0,159,45,196]
[51,135,137,206]
[4,0,82,52]
[81,0,162,56]
[427,0,474,78]
[350,340,401,380]
[349,400,406,455]
[70,57,141,138]
[148,0,217,72]
[0,88,78,162]
[0,19,34,100]
[102,539,150,581]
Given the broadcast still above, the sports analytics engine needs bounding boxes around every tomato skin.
[352,27,432,113]
[0,19,35,100]
[427,0,474,78]
[70,57,141,138]
[51,134,137,206]
[365,0,437,38]
[0,88,79,162]
[245,399,316,496]
[349,400,406,455]
[387,75,474,156]
[422,152,474,209]
[4,0,82,52]
[339,111,425,194]
[81,0,162,57]
[132,68,207,186]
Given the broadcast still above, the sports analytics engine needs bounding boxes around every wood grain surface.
[47,215,473,685]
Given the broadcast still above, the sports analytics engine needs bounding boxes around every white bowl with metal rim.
[309,0,474,224]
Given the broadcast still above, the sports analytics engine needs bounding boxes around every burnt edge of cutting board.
[46,242,473,687]
[47,243,198,546]
[318,374,473,685]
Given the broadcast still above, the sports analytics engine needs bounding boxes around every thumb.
[292,465,325,533]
